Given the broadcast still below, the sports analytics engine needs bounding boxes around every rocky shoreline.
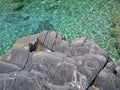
[0,30,120,90]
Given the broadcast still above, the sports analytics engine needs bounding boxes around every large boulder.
[38,31,108,58]
[0,30,119,90]
[0,50,107,90]
[69,38,108,57]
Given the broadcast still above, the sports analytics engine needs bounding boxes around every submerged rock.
[0,30,120,90]
[12,0,24,3]
[3,13,29,23]
[12,2,24,11]
[38,20,54,32]
[111,14,120,54]
[112,14,120,28]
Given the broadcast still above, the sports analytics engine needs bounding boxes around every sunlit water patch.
[0,0,120,60]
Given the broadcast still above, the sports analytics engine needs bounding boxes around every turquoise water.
[0,0,120,60]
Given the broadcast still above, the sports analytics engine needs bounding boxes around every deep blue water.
[0,0,120,60]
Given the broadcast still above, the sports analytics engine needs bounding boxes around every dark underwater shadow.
[32,20,54,34]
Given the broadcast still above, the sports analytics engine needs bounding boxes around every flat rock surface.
[0,30,119,90]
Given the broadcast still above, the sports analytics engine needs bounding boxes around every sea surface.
[0,0,120,60]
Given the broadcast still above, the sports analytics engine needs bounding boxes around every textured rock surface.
[0,30,120,90]
[88,60,120,90]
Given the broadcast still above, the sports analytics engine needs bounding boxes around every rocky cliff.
[0,30,120,90]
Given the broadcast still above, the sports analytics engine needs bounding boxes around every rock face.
[0,30,120,90]
[88,60,120,90]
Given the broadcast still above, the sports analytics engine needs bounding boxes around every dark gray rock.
[0,71,47,90]
[44,31,57,49]
[0,30,118,90]
[38,30,49,44]
[59,40,70,55]
[22,51,89,90]
[69,38,108,58]
[29,52,64,79]
[73,54,107,87]
[12,33,40,51]
[0,62,20,73]
[12,71,44,90]
[38,30,70,54]
[0,73,14,90]
[90,60,120,90]
[69,38,88,56]
[52,35,65,52]
[29,39,37,52]
[3,49,30,69]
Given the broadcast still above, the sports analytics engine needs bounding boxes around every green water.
[0,0,120,60]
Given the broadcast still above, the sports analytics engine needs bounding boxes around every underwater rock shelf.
[0,30,120,90]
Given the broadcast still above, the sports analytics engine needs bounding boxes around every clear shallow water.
[0,0,120,60]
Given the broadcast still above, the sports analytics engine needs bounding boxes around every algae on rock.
[0,56,2,61]
[111,14,120,54]
[112,14,120,28]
